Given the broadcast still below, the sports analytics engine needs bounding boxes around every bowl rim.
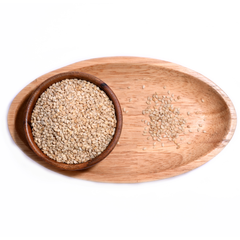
[24,71,123,171]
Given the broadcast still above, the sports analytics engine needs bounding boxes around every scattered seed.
[163,86,166,89]
[127,86,130,89]
[203,118,206,121]
[142,85,145,89]
[147,137,150,140]
[187,142,191,145]
[199,124,202,127]
[141,91,208,149]
[143,147,146,150]
[123,108,126,112]
[161,143,164,147]
[197,128,200,132]
[203,130,206,133]
[153,142,156,146]
[201,99,204,102]
[117,142,119,145]
[129,98,132,102]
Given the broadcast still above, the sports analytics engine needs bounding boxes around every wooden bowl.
[24,71,123,171]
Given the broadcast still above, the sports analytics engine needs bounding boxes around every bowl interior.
[24,72,122,170]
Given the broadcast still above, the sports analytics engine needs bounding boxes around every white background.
[0,1,239,239]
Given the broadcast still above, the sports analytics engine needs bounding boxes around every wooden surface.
[8,57,237,183]
[24,72,123,171]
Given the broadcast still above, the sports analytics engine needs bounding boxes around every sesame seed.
[199,124,202,127]
[142,85,145,89]
[127,86,130,89]
[187,112,190,115]
[187,142,191,145]
[201,99,204,102]
[141,93,190,149]
[143,147,146,150]
[31,79,116,164]
[203,130,206,133]
[163,86,166,89]
[129,98,132,102]
[167,91,170,94]
[161,143,164,147]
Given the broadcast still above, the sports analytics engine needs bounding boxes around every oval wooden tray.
[8,57,237,183]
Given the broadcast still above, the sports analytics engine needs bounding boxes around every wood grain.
[7,57,237,183]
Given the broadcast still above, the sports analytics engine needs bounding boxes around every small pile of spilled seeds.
[141,86,206,149]
[142,92,185,149]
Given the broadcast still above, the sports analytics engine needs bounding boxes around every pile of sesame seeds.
[140,85,207,150]
[120,81,207,150]
[142,90,186,149]
[31,79,117,164]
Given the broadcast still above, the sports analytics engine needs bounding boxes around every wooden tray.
[8,57,237,183]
